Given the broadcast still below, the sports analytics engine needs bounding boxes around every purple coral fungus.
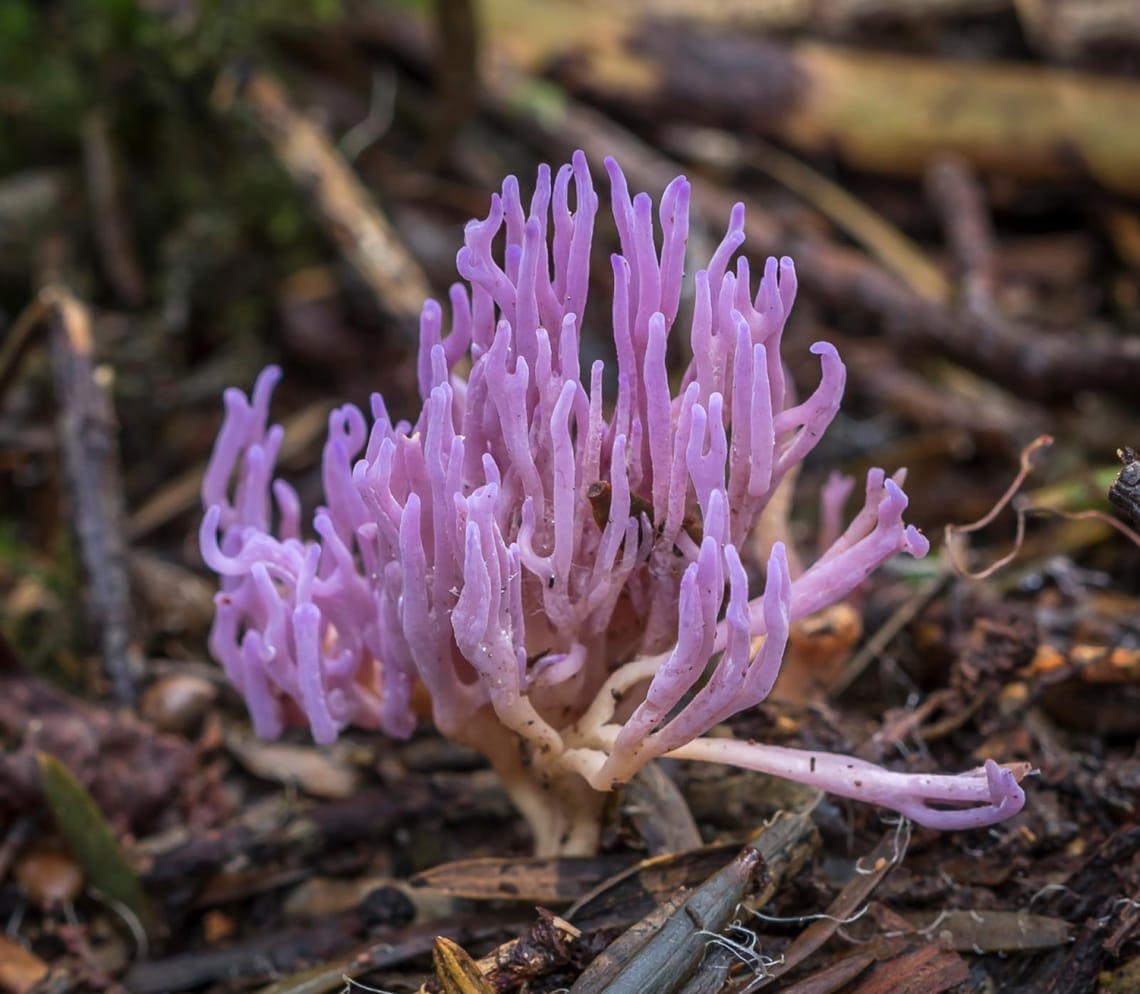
[200,152,1026,854]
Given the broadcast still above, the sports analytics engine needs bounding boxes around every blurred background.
[2,1,1140,992]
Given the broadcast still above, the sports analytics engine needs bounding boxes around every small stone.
[140,673,216,734]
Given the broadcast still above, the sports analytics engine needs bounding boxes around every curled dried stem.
[944,434,1052,580]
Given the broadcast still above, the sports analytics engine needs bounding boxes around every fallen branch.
[215,66,433,348]
[45,284,140,705]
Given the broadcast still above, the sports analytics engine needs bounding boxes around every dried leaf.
[903,910,1072,952]
[226,732,361,799]
[433,937,496,994]
[0,936,48,994]
[411,853,633,902]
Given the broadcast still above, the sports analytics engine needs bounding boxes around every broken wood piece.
[46,285,140,705]
[569,846,763,994]
[623,761,703,856]
[739,823,910,992]
[219,66,433,347]
[569,811,817,994]
[1015,0,1140,61]
[565,840,764,934]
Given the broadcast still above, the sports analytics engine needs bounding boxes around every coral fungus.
[201,152,1026,854]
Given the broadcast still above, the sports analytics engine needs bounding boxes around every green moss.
[0,521,81,673]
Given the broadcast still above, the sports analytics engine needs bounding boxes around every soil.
[0,3,1138,992]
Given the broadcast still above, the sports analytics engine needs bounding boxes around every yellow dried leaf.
[0,936,48,994]
[432,937,494,994]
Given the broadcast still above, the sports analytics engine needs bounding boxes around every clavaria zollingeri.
[201,153,1026,855]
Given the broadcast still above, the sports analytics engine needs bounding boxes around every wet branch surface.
[1,2,1140,993]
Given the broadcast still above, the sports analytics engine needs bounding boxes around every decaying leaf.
[0,937,48,994]
[433,936,496,994]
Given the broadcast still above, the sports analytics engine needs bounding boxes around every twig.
[829,330,1046,447]
[1015,0,1140,60]
[502,60,1140,403]
[426,0,480,168]
[736,822,910,992]
[829,573,947,698]
[666,128,949,303]
[81,109,146,306]
[339,68,398,164]
[570,812,817,994]
[619,28,1140,196]
[46,285,140,705]
[946,436,1140,580]
[0,291,50,402]
[623,0,1009,30]
[0,815,32,882]
[926,153,998,311]
[216,66,433,348]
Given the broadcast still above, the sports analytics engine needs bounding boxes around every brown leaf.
[410,853,634,902]
[225,732,361,799]
[902,910,1072,953]
[433,936,495,994]
[0,937,48,994]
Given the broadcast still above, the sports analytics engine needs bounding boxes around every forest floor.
[1,2,1139,993]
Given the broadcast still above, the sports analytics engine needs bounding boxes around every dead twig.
[736,821,910,992]
[739,134,950,304]
[426,0,480,168]
[830,574,948,699]
[925,154,998,311]
[44,284,140,705]
[215,66,432,348]
[1015,0,1140,61]
[81,109,146,306]
[622,28,1140,196]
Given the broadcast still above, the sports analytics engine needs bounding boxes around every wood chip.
[0,937,48,994]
